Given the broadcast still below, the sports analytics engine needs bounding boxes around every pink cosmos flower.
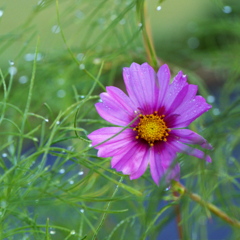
[88,63,212,185]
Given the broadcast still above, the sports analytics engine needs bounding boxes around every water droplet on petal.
[156,6,162,11]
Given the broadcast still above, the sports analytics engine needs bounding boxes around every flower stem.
[138,0,158,69]
[173,191,184,240]
[172,181,240,228]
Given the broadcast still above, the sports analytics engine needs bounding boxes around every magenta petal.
[171,129,213,150]
[96,87,136,126]
[130,149,150,179]
[168,96,212,128]
[170,140,212,162]
[157,64,171,109]
[161,71,188,112]
[123,62,159,114]
[88,127,134,158]
[149,143,177,185]
[111,142,148,175]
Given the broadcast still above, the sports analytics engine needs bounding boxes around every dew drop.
[79,63,85,70]
[71,230,76,235]
[2,153,8,158]
[45,119,49,122]
[207,95,215,103]
[165,186,171,191]
[80,209,84,213]
[51,25,60,34]
[93,58,101,65]
[187,37,200,49]
[110,14,117,21]
[222,6,232,14]
[77,53,84,61]
[156,6,162,11]
[75,10,84,19]
[8,66,17,76]
[57,89,66,98]
[119,19,126,25]
[9,60,14,65]
[79,95,85,99]
[59,168,65,174]
[19,76,28,84]
[213,108,220,115]
[69,180,74,185]
[78,171,84,176]
[56,120,60,125]
[58,78,65,85]
[138,22,143,28]
[0,10,4,17]
[50,230,56,235]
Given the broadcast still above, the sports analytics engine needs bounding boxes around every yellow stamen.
[133,111,170,146]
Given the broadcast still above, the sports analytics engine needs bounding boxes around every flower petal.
[88,127,135,158]
[167,95,212,128]
[96,87,136,126]
[157,64,171,109]
[111,142,148,175]
[123,62,159,114]
[161,71,188,112]
[171,129,213,150]
[149,143,178,185]
[169,140,212,162]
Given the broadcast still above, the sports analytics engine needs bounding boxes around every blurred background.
[0,0,240,239]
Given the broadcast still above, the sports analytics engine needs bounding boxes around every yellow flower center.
[133,111,170,147]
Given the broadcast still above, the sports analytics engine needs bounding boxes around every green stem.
[172,181,240,228]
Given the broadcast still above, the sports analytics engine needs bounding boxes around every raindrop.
[165,186,171,191]
[80,209,84,213]
[213,108,220,115]
[50,230,56,235]
[9,60,14,65]
[0,10,4,17]
[77,53,84,61]
[51,25,60,34]
[223,6,232,14]
[59,168,65,174]
[69,180,74,185]
[2,153,8,158]
[187,37,200,49]
[207,95,215,103]
[19,76,28,84]
[75,10,84,19]
[134,110,139,114]
[8,66,17,76]
[78,171,84,175]
[71,230,76,235]
[93,58,101,65]
[58,78,65,85]
[57,89,66,98]
[119,19,126,25]
[156,6,162,11]
[79,63,85,70]
[110,14,117,21]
